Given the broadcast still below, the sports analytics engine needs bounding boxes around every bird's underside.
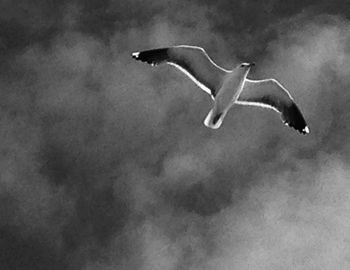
[132,45,227,98]
[132,45,309,134]
[236,79,309,134]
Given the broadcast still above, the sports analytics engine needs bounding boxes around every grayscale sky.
[0,1,350,270]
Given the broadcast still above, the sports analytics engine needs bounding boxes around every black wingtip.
[282,103,309,135]
[297,125,310,135]
[131,48,169,66]
[131,51,140,59]
[284,121,309,135]
[301,126,310,135]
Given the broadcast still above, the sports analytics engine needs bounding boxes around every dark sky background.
[0,1,350,269]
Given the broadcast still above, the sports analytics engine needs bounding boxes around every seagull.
[131,45,309,134]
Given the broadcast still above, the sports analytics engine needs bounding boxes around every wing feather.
[236,79,309,134]
[131,45,228,97]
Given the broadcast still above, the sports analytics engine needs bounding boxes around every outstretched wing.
[131,45,229,98]
[236,79,309,134]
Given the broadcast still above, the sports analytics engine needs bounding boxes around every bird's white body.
[132,45,309,134]
[204,66,251,129]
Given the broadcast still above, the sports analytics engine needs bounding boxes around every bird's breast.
[216,74,245,106]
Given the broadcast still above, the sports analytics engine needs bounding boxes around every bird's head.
[239,62,255,69]
[236,62,255,77]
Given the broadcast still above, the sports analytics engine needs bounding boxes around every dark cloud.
[0,1,350,270]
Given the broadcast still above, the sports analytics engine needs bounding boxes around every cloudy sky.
[0,1,350,269]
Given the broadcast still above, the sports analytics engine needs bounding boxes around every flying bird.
[131,45,309,134]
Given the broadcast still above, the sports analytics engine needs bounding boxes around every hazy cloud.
[0,1,350,270]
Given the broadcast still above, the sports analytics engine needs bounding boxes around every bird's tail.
[204,108,225,129]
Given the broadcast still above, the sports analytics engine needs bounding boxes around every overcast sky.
[0,1,350,270]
